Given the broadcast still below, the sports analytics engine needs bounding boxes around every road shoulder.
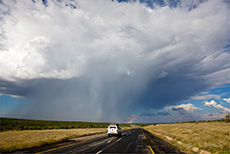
[142,129,185,154]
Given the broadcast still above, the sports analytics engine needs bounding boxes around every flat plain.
[144,122,230,153]
[0,128,106,152]
[0,118,131,152]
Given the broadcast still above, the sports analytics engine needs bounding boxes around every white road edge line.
[96,150,102,154]
[117,138,122,142]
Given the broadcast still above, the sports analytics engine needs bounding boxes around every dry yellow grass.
[0,128,106,152]
[144,122,230,153]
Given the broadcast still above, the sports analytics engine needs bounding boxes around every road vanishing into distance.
[18,128,185,154]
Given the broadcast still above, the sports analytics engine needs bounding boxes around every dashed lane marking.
[96,150,102,154]
[35,143,77,154]
[35,136,107,154]
[117,138,122,142]
[107,140,112,143]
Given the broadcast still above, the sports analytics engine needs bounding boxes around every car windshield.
[109,126,116,129]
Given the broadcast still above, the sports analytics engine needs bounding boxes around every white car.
[107,124,122,137]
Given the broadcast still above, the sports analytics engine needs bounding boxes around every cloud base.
[0,0,229,122]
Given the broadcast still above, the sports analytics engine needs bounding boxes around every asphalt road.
[18,128,185,154]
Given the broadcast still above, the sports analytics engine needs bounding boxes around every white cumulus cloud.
[223,98,230,103]
[204,100,230,113]
[0,0,228,82]
[190,94,221,100]
[0,0,229,122]
[166,103,202,113]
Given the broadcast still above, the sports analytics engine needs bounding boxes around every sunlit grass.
[1,118,131,131]
[144,122,230,153]
[0,128,106,152]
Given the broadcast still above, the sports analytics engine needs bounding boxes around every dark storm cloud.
[140,111,170,117]
[140,113,157,117]
[157,111,170,116]
[208,113,214,117]
[1,75,148,121]
[172,108,187,115]
[137,72,209,109]
[0,0,229,122]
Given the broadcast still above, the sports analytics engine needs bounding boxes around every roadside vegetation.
[144,121,230,153]
[0,118,130,131]
[175,114,230,124]
[0,128,106,152]
[0,118,131,152]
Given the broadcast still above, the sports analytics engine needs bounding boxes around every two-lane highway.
[19,128,185,154]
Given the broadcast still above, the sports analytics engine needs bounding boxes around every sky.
[0,0,229,123]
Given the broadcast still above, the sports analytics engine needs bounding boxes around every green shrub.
[1,118,130,131]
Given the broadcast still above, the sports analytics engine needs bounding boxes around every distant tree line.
[132,123,153,127]
[177,114,230,124]
[0,118,130,132]
[225,114,230,123]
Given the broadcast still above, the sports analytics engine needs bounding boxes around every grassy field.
[144,122,230,153]
[0,118,131,152]
[0,118,130,131]
[0,128,106,152]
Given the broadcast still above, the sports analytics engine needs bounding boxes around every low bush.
[0,118,131,131]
